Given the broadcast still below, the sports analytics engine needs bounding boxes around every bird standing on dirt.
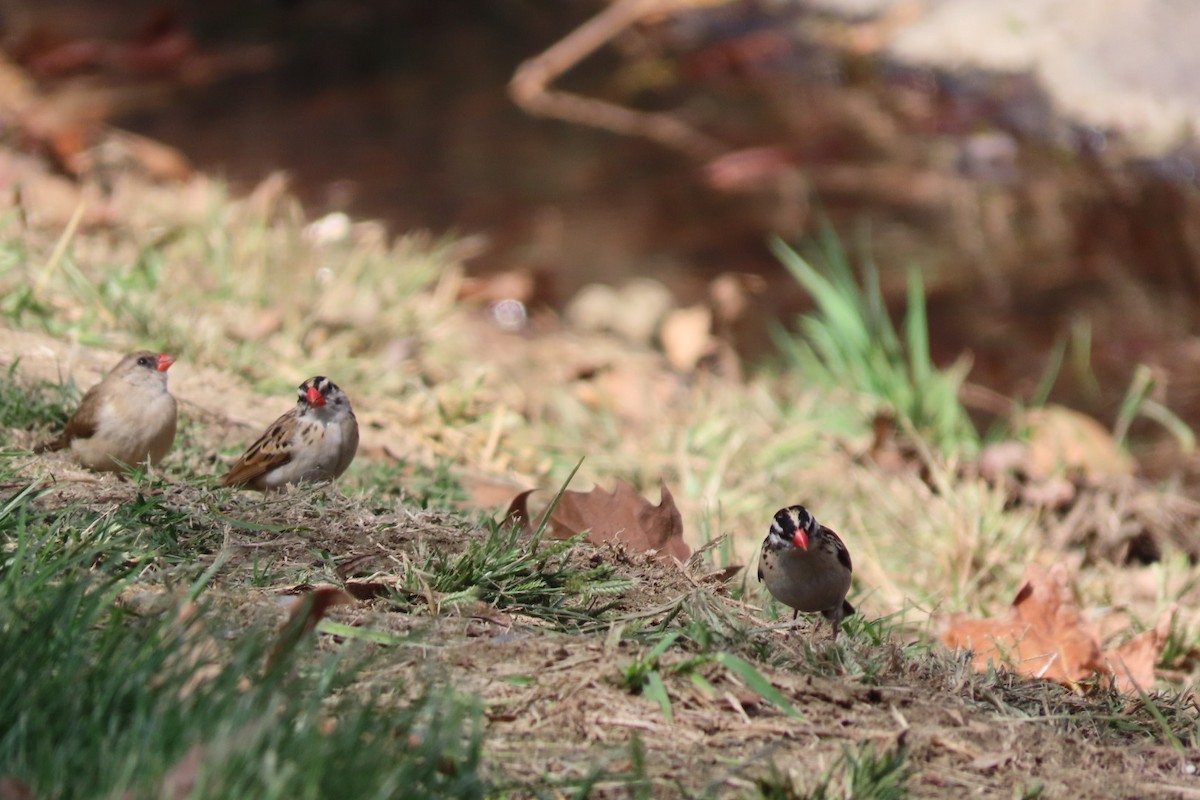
[218,376,359,491]
[757,505,855,638]
[35,350,178,473]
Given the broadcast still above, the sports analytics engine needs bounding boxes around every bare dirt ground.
[4,329,1200,799]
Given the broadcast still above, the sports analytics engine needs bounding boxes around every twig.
[510,0,728,160]
[34,202,86,300]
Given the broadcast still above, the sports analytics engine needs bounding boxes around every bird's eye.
[137,356,152,367]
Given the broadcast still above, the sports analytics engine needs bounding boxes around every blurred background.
[5,0,1200,474]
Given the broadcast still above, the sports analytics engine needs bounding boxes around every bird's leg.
[828,608,843,640]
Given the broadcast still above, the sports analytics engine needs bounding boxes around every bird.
[35,350,178,473]
[757,505,855,638]
[218,376,359,491]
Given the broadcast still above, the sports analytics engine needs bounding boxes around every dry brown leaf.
[1018,406,1134,482]
[503,488,537,533]
[1103,603,1176,694]
[942,563,1106,686]
[943,564,1172,694]
[505,480,691,563]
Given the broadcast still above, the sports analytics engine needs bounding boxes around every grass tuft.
[0,361,77,437]
[755,739,909,800]
[770,233,977,455]
[399,518,634,629]
[0,478,487,799]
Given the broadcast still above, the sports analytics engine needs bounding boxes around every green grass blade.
[1031,336,1067,408]
[1114,364,1154,445]
[532,456,585,547]
[647,630,682,661]
[771,239,870,354]
[713,652,803,720]
[904,268,930,388]
[209,511,297,534]
[1138,399,1197,453]
[644,671,673,724]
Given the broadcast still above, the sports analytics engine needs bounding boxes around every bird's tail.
[33,437,67,454]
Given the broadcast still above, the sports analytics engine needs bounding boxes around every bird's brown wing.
[823,525,853,572]
[34,384,103,453]
[218,414,296,488]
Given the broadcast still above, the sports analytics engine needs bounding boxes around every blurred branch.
[509,0,729,161]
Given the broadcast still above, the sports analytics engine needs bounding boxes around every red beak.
[156,354,175,372]
[306,386,326,407]
[793,529,809,551]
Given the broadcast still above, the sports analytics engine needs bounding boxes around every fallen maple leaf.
[505,479,691,563]
[942,564,1173,694]
[942,563,1102,685]
[1104,603,1177,694]
[1018,405,1135,482]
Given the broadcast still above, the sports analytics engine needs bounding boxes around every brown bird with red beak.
[218,376,358,491]
[36,350,178,473]
[757,505,855,638]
